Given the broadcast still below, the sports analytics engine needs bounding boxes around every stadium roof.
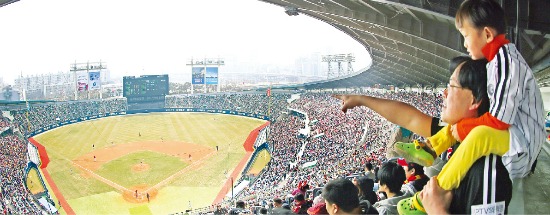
[0,0,18,7]
[260,0,550,89]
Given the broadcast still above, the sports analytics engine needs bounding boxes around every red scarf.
[406,174,424,183]
[482,34,509,61]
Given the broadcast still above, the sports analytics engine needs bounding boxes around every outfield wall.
[242,121,270,152]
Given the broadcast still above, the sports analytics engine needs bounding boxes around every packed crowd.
[185,91,441,214]
[12,98,127,135]
[233,92,440,203]
[0,117,8,130]
[0,119,43,214]
[165,93,290,121]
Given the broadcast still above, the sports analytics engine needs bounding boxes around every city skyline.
[0,0,371,85]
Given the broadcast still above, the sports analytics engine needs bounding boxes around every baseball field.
[33,112,266,215]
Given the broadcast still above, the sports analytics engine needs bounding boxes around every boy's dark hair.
[453,57,490,115]
[407,162,425,175]
[455,0,506,35]
[236,200,245,208]
[377,162,406,193]
[260,208,268,214]
[322,178,360,213]
[365,162,373,171]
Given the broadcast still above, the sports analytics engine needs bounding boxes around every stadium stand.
[0,116,44,214]
[12,98,127,136]
[166,91,442,213]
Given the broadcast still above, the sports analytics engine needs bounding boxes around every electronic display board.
[123,75,169,103]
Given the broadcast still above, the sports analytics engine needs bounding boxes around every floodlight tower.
[70,61,106,100]
[322,53,355,79]
[187,57,224,94]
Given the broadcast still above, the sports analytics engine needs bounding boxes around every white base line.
[49,149,217,198]
[145,151,217,193]
[48,150,132,193]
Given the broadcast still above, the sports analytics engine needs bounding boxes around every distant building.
[0,86,21,101]
[14,70,111,101]
[15,72,75,100]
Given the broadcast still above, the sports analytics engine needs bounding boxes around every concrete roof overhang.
[260,0,550,89]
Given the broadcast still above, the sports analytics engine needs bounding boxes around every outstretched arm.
[333,94,433,138]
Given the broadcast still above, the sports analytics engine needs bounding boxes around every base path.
[72,141,216,203]
[74,141,213,171]
[71,140,214,203]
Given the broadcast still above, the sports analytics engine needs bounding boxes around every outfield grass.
[34,112,265,214]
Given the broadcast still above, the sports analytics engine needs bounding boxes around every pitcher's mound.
[132,163,150,173]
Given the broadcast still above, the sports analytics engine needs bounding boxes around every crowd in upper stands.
[0,117,8,130]
[12,98,127,135]
[165,93,290,121]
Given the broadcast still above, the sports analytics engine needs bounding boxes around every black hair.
[322,178,360,213]
[365,162,373,171]
[455,0,506,35]
[355,176,374,197]
[373,166,380,182]
[236,200,245,208]
[449,56,471,74]
[273,198,283,204]
[294,193,305,201]
[455,58,490,115]
[406,162,425,176]
[315,189,323,196]
[377,162,406,193]
[260,208,268,214]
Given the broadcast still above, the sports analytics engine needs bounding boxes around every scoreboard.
[123,75,169,103]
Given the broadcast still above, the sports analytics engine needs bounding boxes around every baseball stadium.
[1,0,550,215]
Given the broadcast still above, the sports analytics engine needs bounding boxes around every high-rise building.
[14,69,111,101]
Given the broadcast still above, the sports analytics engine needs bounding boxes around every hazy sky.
[0,0,371,84]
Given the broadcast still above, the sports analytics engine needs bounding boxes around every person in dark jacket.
[272,197,294,215]
[353,176,378,205]
[323,178,378,215]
